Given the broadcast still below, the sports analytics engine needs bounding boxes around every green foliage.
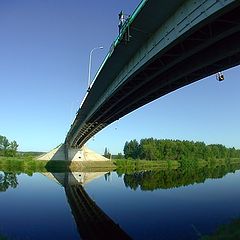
[18,151,45,157]
[122,138,240,162]
[112,153,124,159]
[103,147,111,159]
[0,156,116,174]
[124,139,139,159]
[0,157,47,174]
[0,135,19,157]
[115,159,180,174]
[0,172,18,192]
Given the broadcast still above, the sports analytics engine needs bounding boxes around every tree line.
[0,135,19,157]
[123,138,240,161]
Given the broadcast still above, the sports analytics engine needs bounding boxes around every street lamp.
[87,46,103,92]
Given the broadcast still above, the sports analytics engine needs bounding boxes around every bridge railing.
[81,0,237,125]
[80,0,148,110]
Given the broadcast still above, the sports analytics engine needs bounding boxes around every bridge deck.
[66,0,240,148]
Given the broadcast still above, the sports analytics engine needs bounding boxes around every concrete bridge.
[42,0,240,161]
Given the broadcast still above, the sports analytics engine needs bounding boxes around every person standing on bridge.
[216,71,224,81]
[118,10,125,34]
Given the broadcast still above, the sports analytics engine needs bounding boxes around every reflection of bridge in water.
[44,171,131,240]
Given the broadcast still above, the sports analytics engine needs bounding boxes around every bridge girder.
[66,0,240,148]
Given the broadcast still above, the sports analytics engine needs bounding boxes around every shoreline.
[1,156,240,174]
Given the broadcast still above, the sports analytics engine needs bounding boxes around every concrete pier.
[37,144,110,162]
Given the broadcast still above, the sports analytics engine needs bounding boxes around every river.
[0,162,240,239]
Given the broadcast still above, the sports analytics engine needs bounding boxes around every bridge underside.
[67,1,240,149]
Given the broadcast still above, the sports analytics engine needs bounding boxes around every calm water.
[1,164,240,239]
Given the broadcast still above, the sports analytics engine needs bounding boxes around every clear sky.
[0,1,239,154]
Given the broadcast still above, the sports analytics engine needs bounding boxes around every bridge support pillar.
[37,144,110,162]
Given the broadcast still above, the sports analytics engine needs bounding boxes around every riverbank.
[1,156,240,174]
[114,159,180,174]
[0,156,116,173]
[0,157,47,174]
[114,158,240,174]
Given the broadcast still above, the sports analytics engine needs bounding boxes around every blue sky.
[0,1,239,154]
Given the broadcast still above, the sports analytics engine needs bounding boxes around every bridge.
[44,0,240,161]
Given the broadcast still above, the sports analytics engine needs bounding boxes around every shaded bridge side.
[66,0,240,149]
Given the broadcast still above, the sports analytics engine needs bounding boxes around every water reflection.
[1,161,240,239]
[121,162,240,191]
[45,171,131,240]
[53,162,240,239]
[0,171,18,192]
[201,218,240,239]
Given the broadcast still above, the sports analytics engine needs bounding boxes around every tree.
[122,138,240,162]
[123,141,129,158]
[124,140,139,159]
[139,139,158,160]
[0,136,10,156]
[103,147,111,159]
[7,140,19,157]
[0,135,19,157]
[0,135,4,150]
[116,153,124,159]
[10,140,18,151]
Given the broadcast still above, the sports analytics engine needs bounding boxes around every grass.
[0,157,47,175]
[0,157,116,174]
[69,161,116,172]
[113,158,240,174]
[1,156,240,175]
[114,159,180,174]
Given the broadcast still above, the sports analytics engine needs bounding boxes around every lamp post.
[87,46,103,92]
